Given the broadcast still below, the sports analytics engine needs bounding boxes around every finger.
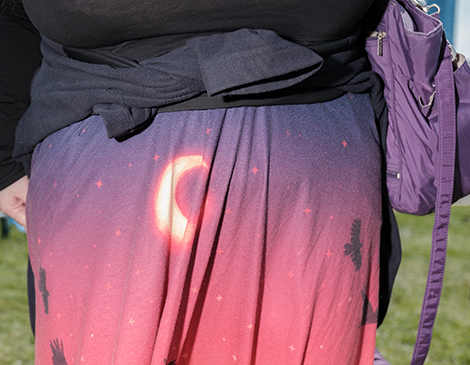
[11,204,27,228]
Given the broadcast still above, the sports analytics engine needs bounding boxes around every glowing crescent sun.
[155,155,209,246]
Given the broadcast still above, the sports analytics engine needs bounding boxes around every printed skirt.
[26,93,382,364]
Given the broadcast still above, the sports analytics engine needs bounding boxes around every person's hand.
[0,175,29,228]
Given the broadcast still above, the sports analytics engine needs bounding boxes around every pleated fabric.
[27,93,382,365]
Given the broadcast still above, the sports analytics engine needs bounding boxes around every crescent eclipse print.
[154,155,209,248]
[27,93,381,364]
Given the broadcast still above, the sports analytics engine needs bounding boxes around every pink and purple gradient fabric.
[27,93,382,364]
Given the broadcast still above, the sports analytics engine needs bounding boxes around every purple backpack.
[366,0,470,364]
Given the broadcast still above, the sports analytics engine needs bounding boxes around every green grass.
[1,208,469,364]
[377,206,470,364]
[0,226,34,365]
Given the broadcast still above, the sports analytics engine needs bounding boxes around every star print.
[153,153,160,162]
[247,323,253,330]
[128,163,132,167]
[81,355,85,362]
[251,166,259,175]
[287,271,295,278]
[105,283,112,291]
[216,249,224,254]
[326,250,333,257]
[216,295,223,301]
[206,128,212,135]
[84,264,89,270]
[48,143,52,148]
[225,208,233,215]
[128,318,135,325]
[289,345,296,352]
[181,353,188,359]
[38,238,41,244]
[135,269,142,276]
[191,287,198,294]
[115,229,122,237]
[285,129,291,137]
[342,140,348,148]
[53,182,58,188]
[232,355,237,361]
[56,312,62,319]
[96,180,103,188]
[303,207,311,215]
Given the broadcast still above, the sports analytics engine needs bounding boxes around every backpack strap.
[410,39,456,365]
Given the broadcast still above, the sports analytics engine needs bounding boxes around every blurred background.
[440,0,470,56]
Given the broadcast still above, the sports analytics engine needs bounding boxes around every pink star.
[37,238,41,244]
[181,353,188,359]
[105,283,112,291]
[56,312,62,319]
[128,318,135,325]
[289,345,296,352]
[303,207,311,215]
[232,355,237,361]
[247,323,253,330]
[206,128,212,135]
[225,208,233,215]
[153,153,160,162]
[81,356,85,362]
[135,269,142,276]
[48,143,52,148]
[285,129,291,137]
[342,140,348,148]
[191,287,198,294]
[251,166,259,175]
[287,271,295,278]
[53,181,58,188]
[216,248,224,254]
[216,294,223,302]
[96,180,103,188]
[115,229,122,237]
[326,250,333,258]
[84,264,89,270]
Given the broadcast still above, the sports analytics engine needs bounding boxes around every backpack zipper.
[369,31,386,56]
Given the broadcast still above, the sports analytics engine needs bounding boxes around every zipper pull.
[377,31,386,56]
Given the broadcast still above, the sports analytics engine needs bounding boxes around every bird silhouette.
[343,219,363,271]
[50,339,68,365]
[38,267,50,314]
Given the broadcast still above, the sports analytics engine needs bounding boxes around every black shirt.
[23,0,374,48]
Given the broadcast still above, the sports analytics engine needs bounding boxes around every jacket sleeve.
[0,1,42,190]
